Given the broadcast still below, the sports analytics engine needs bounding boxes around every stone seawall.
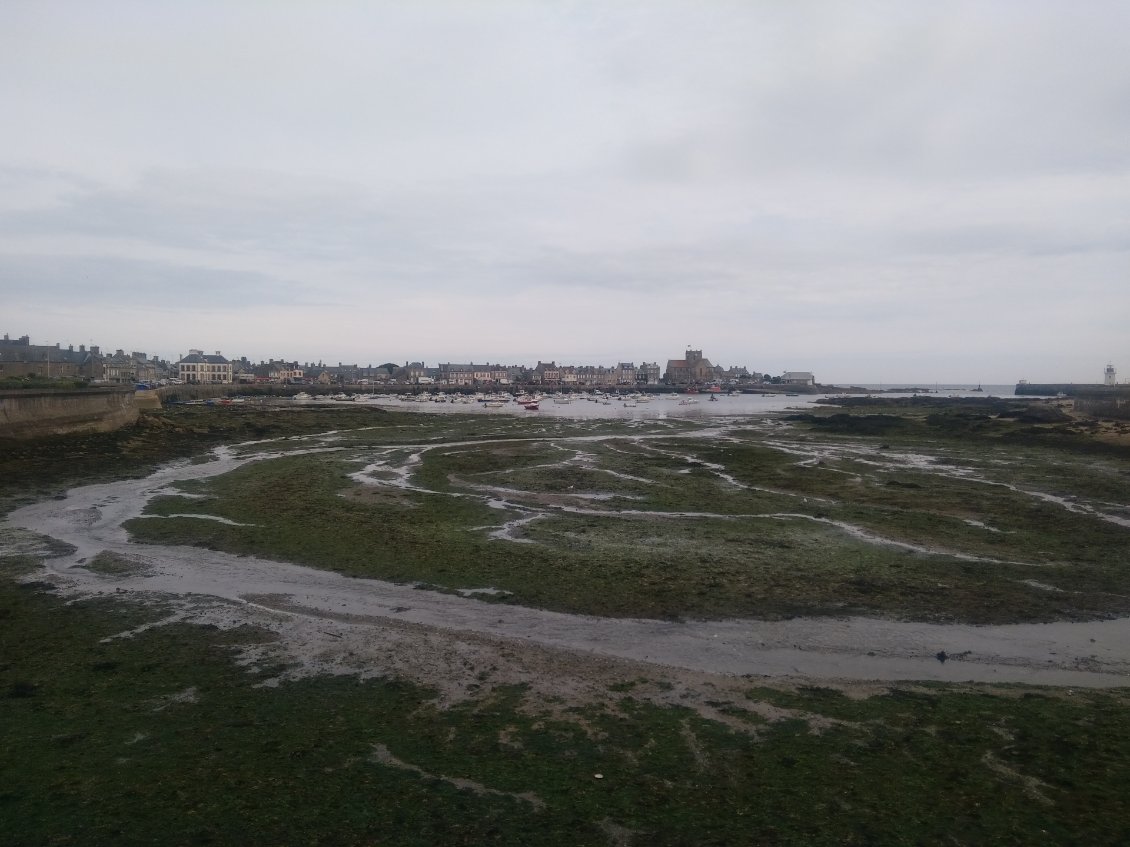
[0,388,139,439]
[157,384,245,403]
[1075,395,1130,421]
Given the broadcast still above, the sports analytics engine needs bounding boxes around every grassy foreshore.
[2,400,1129,845]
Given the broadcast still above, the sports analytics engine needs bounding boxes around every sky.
[1,1,1127,384]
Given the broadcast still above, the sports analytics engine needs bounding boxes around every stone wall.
[1074,395,1130,421]
[157,383,243,403]
[134,388,163,411]
[0,388,139,439]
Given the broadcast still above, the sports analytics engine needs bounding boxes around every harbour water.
[316,384,1021,420]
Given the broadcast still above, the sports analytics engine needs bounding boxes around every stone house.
[637,362,661,385]
[532,362,561,385]
[177,350,233,384]
[0,335,105,381]
[781,371,816,386]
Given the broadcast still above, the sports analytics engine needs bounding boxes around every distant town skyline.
[2,3,1127,384]
[4,329,1122,389]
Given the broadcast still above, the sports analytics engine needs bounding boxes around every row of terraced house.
[0,334,168,384]
[3,334,813,388]
[174,354,754,388]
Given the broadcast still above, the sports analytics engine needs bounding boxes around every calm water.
[319,384,1019,420]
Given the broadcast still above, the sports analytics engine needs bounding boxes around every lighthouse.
[1105,363,1117,386]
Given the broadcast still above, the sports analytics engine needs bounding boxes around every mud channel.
[4,428,1129,701]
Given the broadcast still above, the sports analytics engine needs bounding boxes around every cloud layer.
[2,1,1127,382]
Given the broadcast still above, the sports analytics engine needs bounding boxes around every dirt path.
[4,433,1129,695]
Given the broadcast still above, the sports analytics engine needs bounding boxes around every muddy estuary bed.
[5,412,1129,691]
[5,405,1130,844]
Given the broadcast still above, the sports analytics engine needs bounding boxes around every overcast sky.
[2,1,1127,383]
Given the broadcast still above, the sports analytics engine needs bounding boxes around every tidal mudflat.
[2,402,1129,844]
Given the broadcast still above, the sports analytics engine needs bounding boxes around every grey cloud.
[0,170,388,258]
[0,2,1126,381]
[891,224,1130,258]
[0,253,312,309]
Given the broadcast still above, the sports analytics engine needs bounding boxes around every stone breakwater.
[1015,383,1130,397]
[0,388,139,439]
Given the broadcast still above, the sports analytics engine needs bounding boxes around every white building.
[1105,364,1117,386]
[178,350,233,384]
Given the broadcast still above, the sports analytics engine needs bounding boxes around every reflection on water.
[298,386,1016,419]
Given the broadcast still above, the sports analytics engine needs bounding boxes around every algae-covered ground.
[2,552,1129,846]
[2,400,1130,845]
[122,402,1130,624]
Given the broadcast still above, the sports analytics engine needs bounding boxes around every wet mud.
[4,426,1129,690]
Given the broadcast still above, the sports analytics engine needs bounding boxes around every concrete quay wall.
[0,388,139,439]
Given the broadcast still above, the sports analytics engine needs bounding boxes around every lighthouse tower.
[1105,363,1117,386]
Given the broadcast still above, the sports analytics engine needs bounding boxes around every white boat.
[293,392,312,401]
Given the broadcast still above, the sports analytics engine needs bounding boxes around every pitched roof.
[179,353,230,364]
